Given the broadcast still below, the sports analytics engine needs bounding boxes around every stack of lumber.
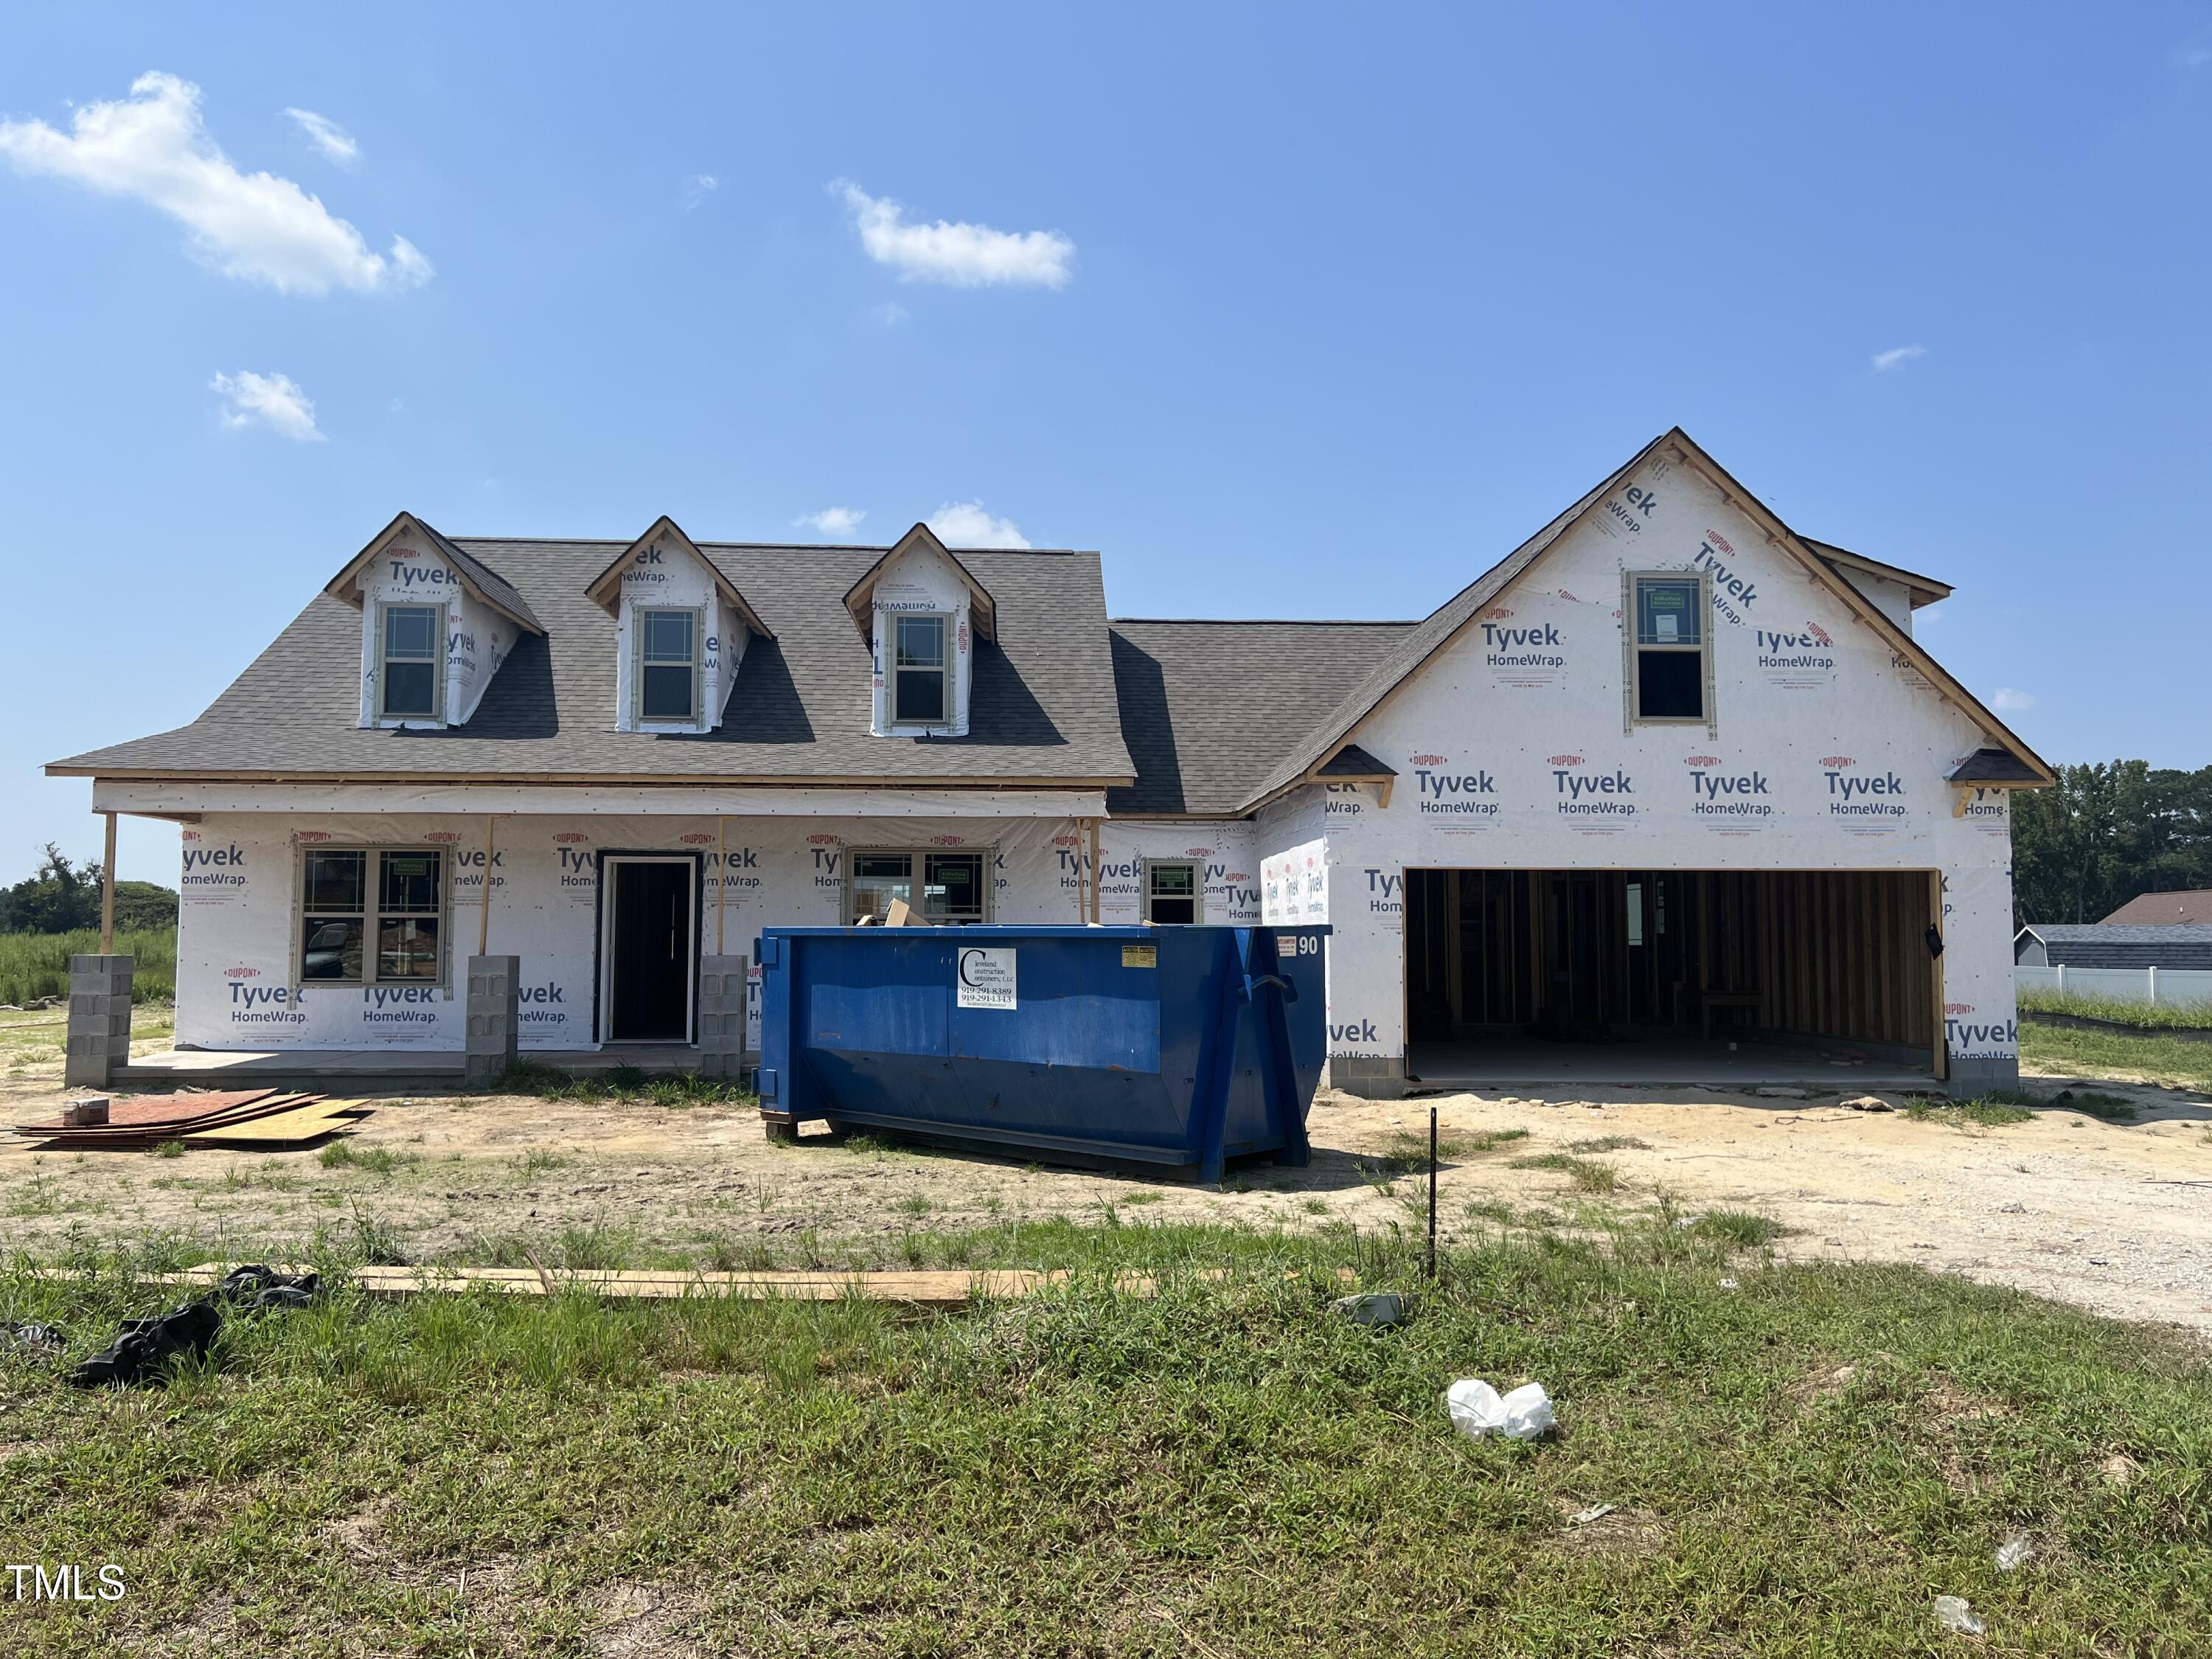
[10,1090,373,1151]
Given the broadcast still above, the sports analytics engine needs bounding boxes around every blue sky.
[2,4,2208,883]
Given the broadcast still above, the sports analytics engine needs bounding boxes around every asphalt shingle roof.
[2017,924,2212,970]
[51,540,1133,785]
[1104,621,1417,815]
[2101,889,2212,927]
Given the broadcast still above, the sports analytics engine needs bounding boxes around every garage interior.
[1404,869,1941,1085]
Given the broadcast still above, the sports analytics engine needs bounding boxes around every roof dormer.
[843,524,996,737]
[585,516,771,734]
[327,512,543,731]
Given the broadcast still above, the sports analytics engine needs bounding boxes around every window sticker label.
[956,947,1017,1009]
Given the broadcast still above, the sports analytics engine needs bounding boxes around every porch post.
[477,815,498,955]
[99,811,116,955]
[1088,818,1102,924]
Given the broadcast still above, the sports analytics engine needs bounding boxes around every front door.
[606,858,695,1041]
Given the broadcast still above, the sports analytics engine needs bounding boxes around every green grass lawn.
[2,1220,2205,1656]
[0,929,175,1006]
[2021,1017,2212,1094]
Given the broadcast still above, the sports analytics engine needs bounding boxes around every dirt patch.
[3,1063,2208,1332]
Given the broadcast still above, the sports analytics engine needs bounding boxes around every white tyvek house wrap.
[1088,822,1262,924]
[173,811,1259,1054]
[353,540,515,728]
[867,543,972,737]
[610,537,742,733]
[1259,448,2019,1074]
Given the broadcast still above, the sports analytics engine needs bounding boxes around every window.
[380,604,442,720]
[298,848,445,986]
[891,614,947,725]
[1144,861,1200,925]
[637,608,699,721]
[845,849,987,924]
[1629,574,1709,723]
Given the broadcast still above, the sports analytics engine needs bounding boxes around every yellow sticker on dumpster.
[1121,945,1157,968]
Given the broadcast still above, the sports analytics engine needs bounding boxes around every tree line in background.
[0,844,178,933]
[2011,761,2212,926]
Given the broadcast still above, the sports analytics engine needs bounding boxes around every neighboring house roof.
[1801,538,1952,608]
[49,541,1132,787]
[1105,621,1417,815]
[324,512,546,636]
[1239,427,2053,813]
[1949,748,2043,784]
[2101,889,2212,926]
[2016,924,2212,970]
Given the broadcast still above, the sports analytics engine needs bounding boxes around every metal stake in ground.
[1427,1105,1439,1281]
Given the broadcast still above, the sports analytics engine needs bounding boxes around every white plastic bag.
[1445,1378,1555,1441]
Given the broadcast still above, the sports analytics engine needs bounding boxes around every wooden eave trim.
[52,765,1133,788]
[327,513,544,638]
[1665,432,2055,788]
[841,529,1000,641]
[584,517,774,639]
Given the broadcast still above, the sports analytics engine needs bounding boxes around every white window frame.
[1622,570,1717,731]
[377,601,446,723]
[890,613,952,728]
[843,846,992,925]
[1141,858,1203,925]
[634,605,704,726]
[293,846,451,990]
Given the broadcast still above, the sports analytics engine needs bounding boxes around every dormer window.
[380,604,443,720]
[637,608,700,721]
[892,615,948,725]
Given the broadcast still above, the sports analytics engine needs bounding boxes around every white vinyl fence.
[2017,964,2212,1008]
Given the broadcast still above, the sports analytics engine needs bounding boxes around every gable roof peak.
[840,522,1000,641]
[583,515,772,638]
[324,510,544,635]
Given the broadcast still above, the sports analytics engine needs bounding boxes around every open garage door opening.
[1404,869,1941,1087]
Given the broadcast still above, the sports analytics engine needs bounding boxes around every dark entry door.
[609,860,693,1041]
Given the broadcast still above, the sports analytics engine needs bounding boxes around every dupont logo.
[928,835,965,846]
[421,831,461,844]
[1944,1003,1974,1016]
[1684,755,1721,768]
[1822,756,1855,769]
[226,967,260,979]
[1408,753,1447,766]
[1051,835,1080,849]
[295,830,331,843]
[1548,754,1584,767]
[553,832,588,845]
[1482,607,1513,621]
[1184,846,1214,858]
[679,832,715,845]
[1707,529,1735,554]
[807,834,840,846]
[1555,588,1579,602]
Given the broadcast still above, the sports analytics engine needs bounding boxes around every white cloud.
[210,369,324,440]
[283,107,357,167]
[1871,343,1926,372]
[796,507,866,536]
[835,181,1074,289]
[1991,687,2036,712]
[682,173,717,209]
[928,500,1030,549]
[0,72,431,295]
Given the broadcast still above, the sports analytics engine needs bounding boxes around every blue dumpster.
[754,924,1331,1183]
